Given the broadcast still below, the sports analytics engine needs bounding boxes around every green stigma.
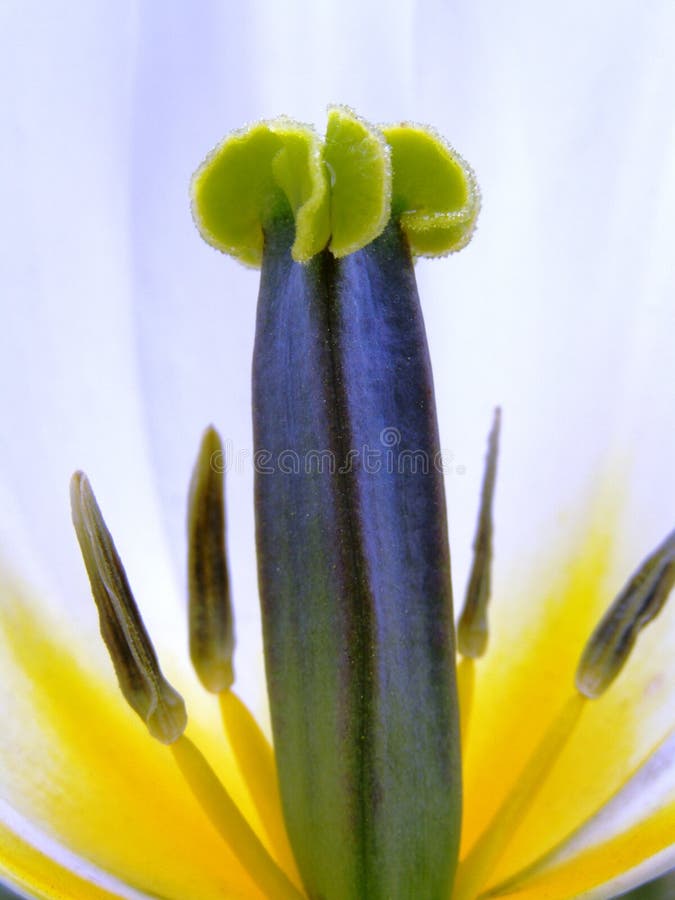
[191,117,329,267]
[191,106,480,267]
[322,105,392,257]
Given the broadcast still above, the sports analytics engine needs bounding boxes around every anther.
[458,406,501,657]
[187,426,234,693]
[70,471,187,744]
[576,528,675,698]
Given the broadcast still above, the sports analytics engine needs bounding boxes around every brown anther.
[70,471,187,743]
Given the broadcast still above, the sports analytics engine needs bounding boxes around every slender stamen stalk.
[457,656,476,752]
[219,691,299,878]
[453,694,587,900]
[171,735,304,900]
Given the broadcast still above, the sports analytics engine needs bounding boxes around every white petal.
[0,4,184,668]
[415,1,675,586]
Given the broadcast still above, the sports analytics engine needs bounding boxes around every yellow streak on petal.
[485,800,675,900]
[0,583,276,900]
[462,486,675,892]
[0,823,119,900]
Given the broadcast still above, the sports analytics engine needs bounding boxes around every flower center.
[71,419,674,899]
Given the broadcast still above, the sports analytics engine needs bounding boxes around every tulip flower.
[1,4,674,900]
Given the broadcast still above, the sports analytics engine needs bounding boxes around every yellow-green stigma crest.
[191,117,330,267]
[383,122,480,256]
[323,105,392,258]
[191,107,480,268]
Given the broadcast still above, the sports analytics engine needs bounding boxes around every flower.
[1,3,674,899]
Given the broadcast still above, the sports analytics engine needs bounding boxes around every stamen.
[458,407,501,658]
[187,426,235,693]
[186,428,298,873]
[171,735,304,900]
[70,471,187,744]
[453,694,587,900]
[576,528,675,698]
[73,471,299,893]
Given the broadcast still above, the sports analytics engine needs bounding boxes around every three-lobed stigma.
[191,105,480,267]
